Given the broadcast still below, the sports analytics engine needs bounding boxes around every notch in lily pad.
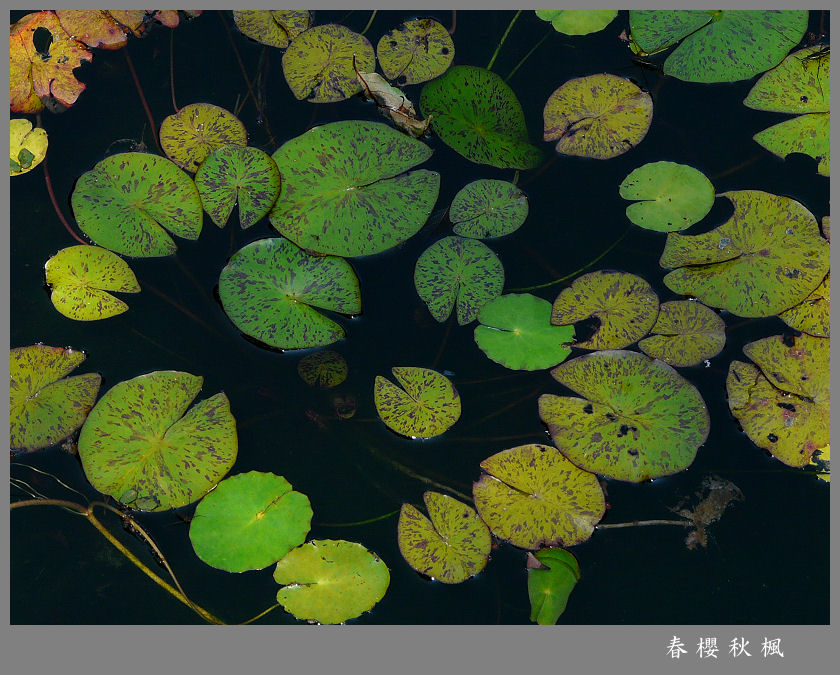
[527,547,581,624]
[374,367,461,439]
[638,300,726,367]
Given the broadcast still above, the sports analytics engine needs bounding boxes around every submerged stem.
[505,30,551,82]
[596,519,692,530]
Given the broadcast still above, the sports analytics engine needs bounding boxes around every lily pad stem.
[360,10,377,35]
[505,30,551,82]
[240,603,282,625]
[487,10,521,71]
[316,509,401,528]
[596,519,692,529]
[123,48,163,155]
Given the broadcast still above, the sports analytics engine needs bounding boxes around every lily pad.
[420,65,543,170]
[44,245,140,321]
[810,444,830,483]
[535,10,617,35]
[159,103,247,174]
[527,548,581,625]
[475,294,574,371]
[472,444,605,549]
[638,301,726,367]
[778,273,830,337]
[539,350,710,482]
[70,152,203,258]
[543,74,653,160]
[233,10,311,48]
[77,371,238,512]
[449,179,529,239]
[54,10,131,49]
[398,491,491,584]
[274,539,390,624]
[660,190,830,318]
[10,118,47,176]
[414,236,504,325]
[377,18,454,85]
[550,271,659,350]
[297,350,348,388]
[219,237,361,350]
[195,145,280,229]
[753,114,830,177]
[189,471,312,573]
[374,367,461,439]
[269,120,439,257]
[619,161,715,232]
[10,345,101,452]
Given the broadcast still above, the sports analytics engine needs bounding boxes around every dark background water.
[10,10,830,624]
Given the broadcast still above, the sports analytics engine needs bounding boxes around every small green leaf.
[535,10,617,35]
[374,367,461,439]
[297,350,348,388]
[449,179,529,239]
[527,548,581,624]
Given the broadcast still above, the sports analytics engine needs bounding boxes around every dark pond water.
[10,10,830,624]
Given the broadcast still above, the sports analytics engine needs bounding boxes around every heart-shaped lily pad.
[70,152,203,258]
[535,10,617,35]
[219,237,361,350]
[543,74,653,159]
[374,367,461,439]
[539,350,710,482]
[527,548,581,625]
[660,190,830,317]
[10,118,47,176]
[10,345,101,452]
[233,10,311,48]
[550,271,659,350]
[778,273,830,337]
[472,444,605,549]
[269,120,440,257]
[414,236,504,325]
[638,301,726,367]
[297,349,348,388]
[189,471,312,572]
[274,539,390,624]
[77,371,237,512]
[159,103,247,174]
[475,293,574,371]
[449,179,529,239]
[398,491,491,584]
[377,18,454,85]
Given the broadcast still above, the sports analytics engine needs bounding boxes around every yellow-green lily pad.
[10,118,47,175]
[638,300,726,367]
[297,350,348,388]
[159,103,247,174]
[778,273,830,337]
[377,18,454,85]
[374,367,461,439]
[233,10,311,48]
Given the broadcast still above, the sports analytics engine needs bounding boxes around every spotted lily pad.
[550,271,659,350]
[44,245,140,321]
[54,10,131,49]
[10,118,47,176]
[810,444,830,483]
[219,238,361,350]
[269,121,439,257]
[398,491,491,584]
[159,104,247,174]
[78,371,237,511]
[414,236,504,325]
[543,74,653,160]
[527,548,581,625]
[535,10,617,35]
[374,367,461,439]
[472,444,605,549]
[189,471,312,573]
[10,345,101,452]
[274,539,390,624]
[778,273,830,337]
[376,18,454,85]
[539,350,710,481]
[297,350,348,388]
[660,190,830,318]
[638,301,726,367]
[449,179,529,239]
[70,152,203,258]
[233,10,311,48]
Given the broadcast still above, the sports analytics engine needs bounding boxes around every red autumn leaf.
[55,10,130,50]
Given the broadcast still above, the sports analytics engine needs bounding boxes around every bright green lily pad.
[472,444,605,549]
[219,237,361,350]
[70,152,202,258]
[660,190,830,318]
[779,273,830,337]
[527,548,581,625]
[535,10,617,35]
[550,271,659,350]
[297,349,348,388]
[619,161,715,232]
[754,113,830,178]
[159,103,247,174]
[539,350,710,482]
[414,236,504,325]
[638,301,726,367]
[475,294,574,371]
[374,367,461,439]
[233,10,311,48]
[398,491,491,584]
[377,18,454,85]
[420,65,543,170]
[449,179,529,239]
[10,345,101,452]
[269,120,439,257]
[274,539,390,624]
[282,24,375,103]
[189,471,312,572]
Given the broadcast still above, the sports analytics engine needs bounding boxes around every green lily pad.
[10,345,101,452]
[77,371,237,512]
[778,273,830,337]
[282,24,375,103]
[374,367,461,439]
[539,350,710,482]
[274,539,390,624]
[10,118,47,176]
[44,245,140,321]
[660,190,830,318]
[297,350,348,388]
[420,65,543,170]
[619,161,715,232]
[472,444,605,549]
[195,145,280,229]
[544,74,653,160]
[414,236,504,325]
[449,179,529,239]
[159,103,247,174]
[527,548,581,625]
[233,10,311,48]
[638,301,726,367]
[535,10,617,35]
[377,18,454,85]
[70,152,202,258]
[754,113,830,177]
[269,120,440,257]
[550,271,659,350]
[219,237,361,350]
[475,293,574,371]
[398,491,491,584]
[189,471,312,573]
